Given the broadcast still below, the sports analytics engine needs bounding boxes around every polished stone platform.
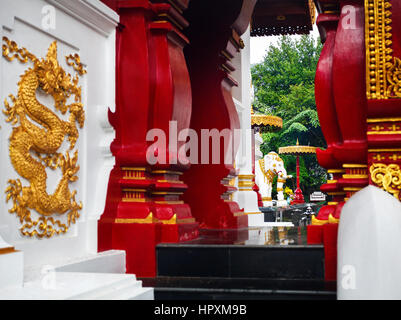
[141,226,336,300]
[142,277,336,300]
[260,203,324,225]
[156,227,324,279]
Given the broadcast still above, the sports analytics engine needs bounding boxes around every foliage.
[252,35,326,195]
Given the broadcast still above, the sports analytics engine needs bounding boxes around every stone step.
[156,243,324,280]
[142,277,336,300]
[0,272,154,300]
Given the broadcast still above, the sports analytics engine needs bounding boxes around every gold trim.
[344,187,362,192]
[343,164,368,168]
[327,202,339,206]
[327,169,346,174]
[365,0,401,99]
[245,212,262,215]
[0,246,16,255]
[367,118,401,123]
[152,170,183,175]
[369,148,401,152]
[367,131,401,135]
[234,211,246,217]
[262,197,272,201]
[342,174,369,179]
[326,180,338,184]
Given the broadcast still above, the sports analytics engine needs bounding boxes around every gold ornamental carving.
[365,0,401,99]
[2,37,86,238]
[278,145,317,155]
[251,114,283,129]
[370,163,401,199]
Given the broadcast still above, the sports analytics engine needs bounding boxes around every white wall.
[0,0,118,270]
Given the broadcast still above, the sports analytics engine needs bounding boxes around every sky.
[250,24,320,65]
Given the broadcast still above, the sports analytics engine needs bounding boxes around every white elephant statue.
[255,151,292,207]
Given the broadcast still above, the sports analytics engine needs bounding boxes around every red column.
[311,11,346,227]
[291,155,305,204]
[182,0,256,230]
[98,0,198,277]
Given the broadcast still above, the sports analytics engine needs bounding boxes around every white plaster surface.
[338,186,401,300]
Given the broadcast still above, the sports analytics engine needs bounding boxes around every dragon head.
[35,41,76,112]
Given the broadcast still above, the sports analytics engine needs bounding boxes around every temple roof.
[251,0,316,37]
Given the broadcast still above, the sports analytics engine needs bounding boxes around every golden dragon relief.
[2,37,86,238]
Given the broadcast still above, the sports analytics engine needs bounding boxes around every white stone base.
[0,272,153,300]
[262,222,294,227]
[276,200,289,207]
[262,201,273,207]
[247,212,294,227]
[0,250,154,300]
[0,250,23,289]
[338,186,401,300]
[237,190,261,215]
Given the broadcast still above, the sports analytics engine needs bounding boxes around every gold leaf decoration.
[2,37,86,238]
[370,163,401,199]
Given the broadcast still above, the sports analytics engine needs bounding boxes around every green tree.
[252,35,326,196]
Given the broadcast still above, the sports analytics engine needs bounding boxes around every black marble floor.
[260,202,324,225]
[142,277,336,300]
[141,226,336,300]
[188,225,310,245]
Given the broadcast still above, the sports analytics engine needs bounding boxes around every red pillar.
[310,0,370,281]
[182,0,256,229]
[98,0,198,277]
[291,155,305,204]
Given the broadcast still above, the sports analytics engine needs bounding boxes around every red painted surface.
[98,0,198,277]
[323,223,339,281]
[315,14,342,170]
[331,1,367,164]
[98,0,257,277]
[306,225,324,245]
[291,155,305,204]
[181,0,256,229]
[312,1,369,280]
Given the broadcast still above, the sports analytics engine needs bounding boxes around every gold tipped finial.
[296,138,299,146]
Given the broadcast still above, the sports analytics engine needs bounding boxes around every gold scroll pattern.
[370,163,401,199]
[365,0,401,99]
[2,37,86,238]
